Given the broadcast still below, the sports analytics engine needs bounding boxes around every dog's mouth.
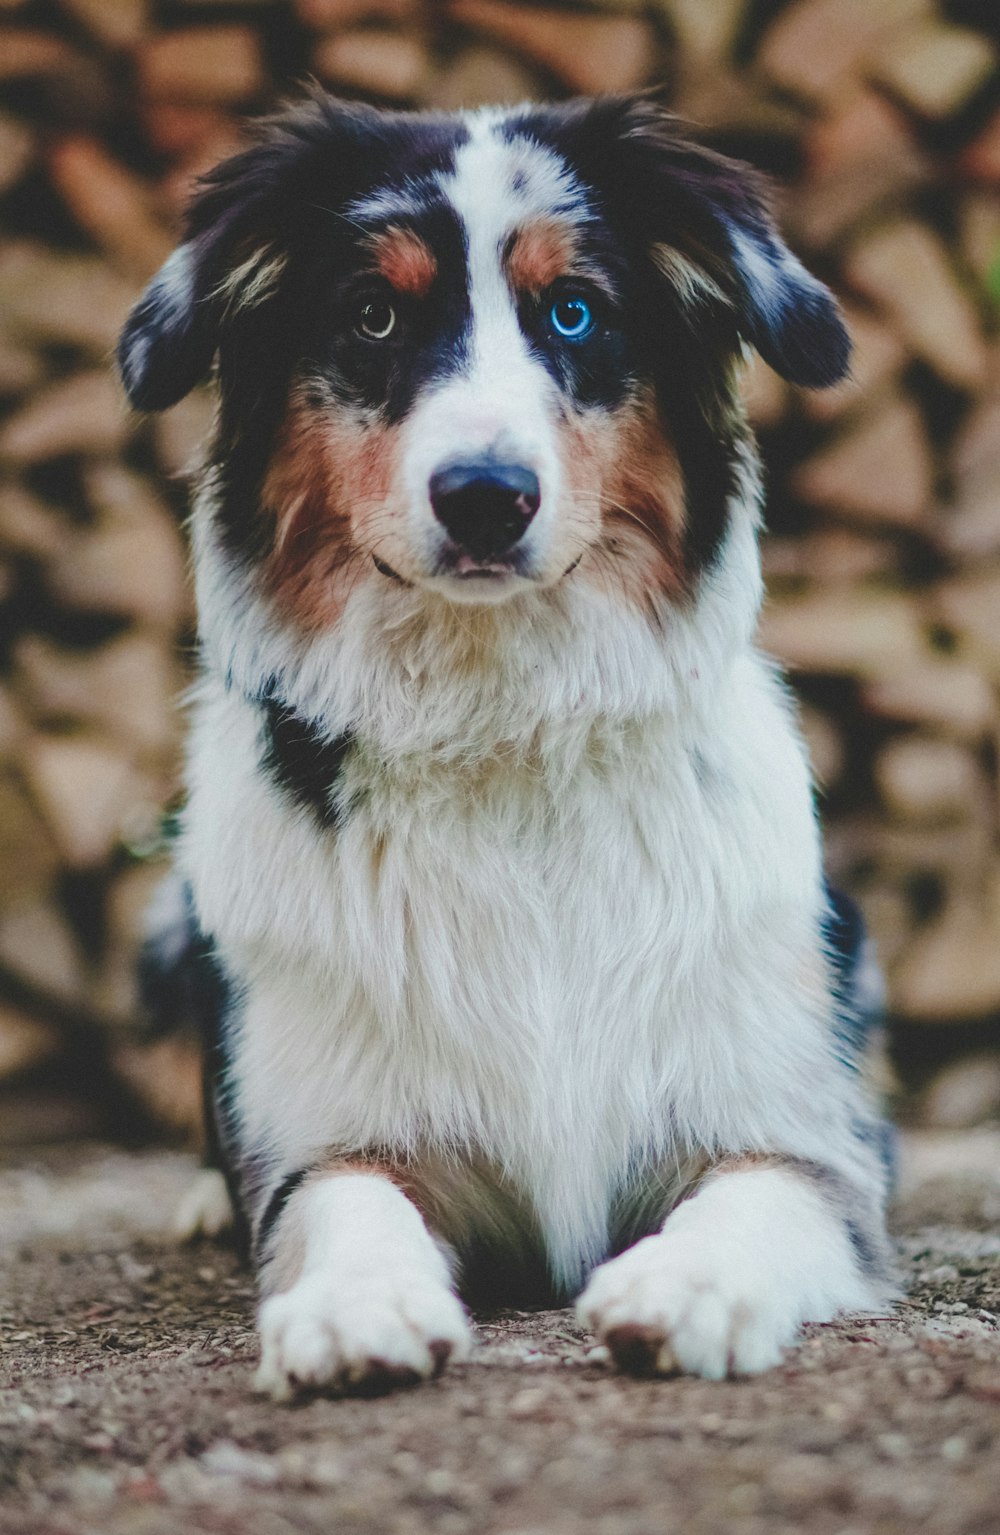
[372,552,583,587]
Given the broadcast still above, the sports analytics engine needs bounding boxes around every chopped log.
[892,874,1000,1020]
[45,463,189,629]
[447,0,654,95]
[0,483,68,560]
[24,734,141,869]
[935,566,1000,675]
[93,859,166,1021]
[159,126,243,217]
[937,465,1000,560]
[668,0,745,70]
[0,111,33,194]
[0,371,130,465]
[845,222,990,391]
[807,87,919,182]
[0,1003,58,1082]
[0,900,86,1004]
[870,21,997,119]
[922,1053,1000,1129]
[739,354,788,428]
[952,389,1000,481]
[961,106,1000,183]
[0,29,78,80]
[0,333,45,398]
[428,45,544,112]
[863,659,996,740]
[110,1035,203,1139]
[762,528,898,586]
[154,389,215,477]
[297,0,417,24]
[757,0,933,102]
[799,703,844,789]
[855,881,912,970]
[757,587,929,679]
[0,243,137,354]
[791,396,933,526]
[48,137,172,281]
[15,632,182,758]
[314,28,431,98]
[137,26,265,105]
[790,157,929,252]
[830,814,989,884]
[875,736,981,823]
[0,688,24,755]
[58,0,149,49]
[0,772,59,909]
[141,102,230,158]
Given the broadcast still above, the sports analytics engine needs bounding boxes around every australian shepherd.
[119,90,893,1398]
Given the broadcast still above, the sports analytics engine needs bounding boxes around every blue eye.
[549,295,593,339]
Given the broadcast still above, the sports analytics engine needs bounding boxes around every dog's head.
[120,92,848,628]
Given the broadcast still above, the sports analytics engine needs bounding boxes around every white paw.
[577,1231,801,1380]
[254,1272,472,1400]
[172,1168,234,1242]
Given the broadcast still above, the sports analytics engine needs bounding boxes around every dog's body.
[121,92,893,1396]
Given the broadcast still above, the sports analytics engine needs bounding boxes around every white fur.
[173,112,889,1383]
[173,1166,234,1242]
[255,1173,470,1399]
[183,496,884,1295]
[577,1166,881,1378]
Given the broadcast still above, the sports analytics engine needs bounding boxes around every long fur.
[122,92,893,1393]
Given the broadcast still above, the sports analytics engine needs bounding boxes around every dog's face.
[120,94,848,628]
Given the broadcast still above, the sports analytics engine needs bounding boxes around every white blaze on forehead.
[443,115,586,356]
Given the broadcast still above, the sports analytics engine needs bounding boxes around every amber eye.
[357,299,396,340]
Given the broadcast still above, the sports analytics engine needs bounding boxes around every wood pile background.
[0,0,999,1146]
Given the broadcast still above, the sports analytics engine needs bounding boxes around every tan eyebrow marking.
[505,218,580,293]
[368,226,437,297]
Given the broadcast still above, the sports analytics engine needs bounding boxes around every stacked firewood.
[0,0,998,1143]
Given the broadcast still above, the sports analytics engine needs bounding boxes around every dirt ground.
[1,1133,999,1535]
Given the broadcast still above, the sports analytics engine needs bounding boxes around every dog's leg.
[577,1159,890,1379]
[172,1166,235,1241]
[254,1169,472,1399]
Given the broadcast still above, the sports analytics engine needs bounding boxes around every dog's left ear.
[602,97,850,389]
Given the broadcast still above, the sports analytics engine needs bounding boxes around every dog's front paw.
[577,1231,799,1380]
[254,1273,472,1400]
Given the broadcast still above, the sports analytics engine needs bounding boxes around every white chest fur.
[182,618,861,1288]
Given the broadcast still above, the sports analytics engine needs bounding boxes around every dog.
[119,89,894,1398]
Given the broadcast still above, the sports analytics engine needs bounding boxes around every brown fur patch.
[505,218,579,293]
[555,393,688,614]
[368,226,437,297]
[261,389,398,631]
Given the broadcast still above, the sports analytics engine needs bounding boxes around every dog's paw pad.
[602,1323,678,1377]
[255,1277,471,1400]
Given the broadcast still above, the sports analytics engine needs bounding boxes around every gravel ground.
[1,1132,1000,1535]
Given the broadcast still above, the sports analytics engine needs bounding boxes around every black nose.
[429,461,540,561]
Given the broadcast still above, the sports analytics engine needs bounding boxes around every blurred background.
[0,0,998,1152]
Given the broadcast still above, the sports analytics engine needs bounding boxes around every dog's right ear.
[118,124,305,412]
[119,92,388,412]
[118,242,219,411]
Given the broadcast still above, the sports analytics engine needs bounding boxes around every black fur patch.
[259,684,354,828]
[138,882,250,1254]
[257,1167,310,1260]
